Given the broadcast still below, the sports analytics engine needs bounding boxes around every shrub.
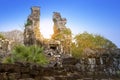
[0,34,5,39]
[3,45,48,65]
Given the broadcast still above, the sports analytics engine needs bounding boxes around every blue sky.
[0,0,120,47]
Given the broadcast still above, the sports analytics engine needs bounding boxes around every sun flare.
[40,19,53,39]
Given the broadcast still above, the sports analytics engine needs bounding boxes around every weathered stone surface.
[24,6,43,46]
[0,38,11,56]
[62,57,79,66]
[0,50,120,79]
[52,12,72,54]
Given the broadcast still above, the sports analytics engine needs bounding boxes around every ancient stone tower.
[52,12,72,54]
[24,6,43,46]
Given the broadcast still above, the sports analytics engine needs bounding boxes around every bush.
[71,32,117,58]
[3,45,48,65]
[0,34,5,39]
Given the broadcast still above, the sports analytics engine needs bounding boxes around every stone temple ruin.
[22,7,120,79]
[23,6,72,66]
[1,6,120,79]
[24,7,72,60]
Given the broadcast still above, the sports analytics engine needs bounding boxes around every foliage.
[62,28,72,35]
[25,20,32,27]
[3,45,48,65]
[71,43,83,58]
[71,32,117,58]
[53,28,72,40]
[0,34,5,39]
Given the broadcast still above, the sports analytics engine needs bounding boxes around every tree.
[72,32,117,58]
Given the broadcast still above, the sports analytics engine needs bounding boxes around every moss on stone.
[25,20,32,27]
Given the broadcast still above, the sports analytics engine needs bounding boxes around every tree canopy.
[71,32,117,58]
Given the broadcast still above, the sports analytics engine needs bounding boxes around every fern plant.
[3,45,48,65]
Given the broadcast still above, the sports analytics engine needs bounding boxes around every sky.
[0,0,120,47]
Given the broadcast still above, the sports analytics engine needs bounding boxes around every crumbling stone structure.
[24,7,72,55]
[52,12,72,54]
[24,7,43,46]
[23,7,72,66]
[0,38,12,61]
